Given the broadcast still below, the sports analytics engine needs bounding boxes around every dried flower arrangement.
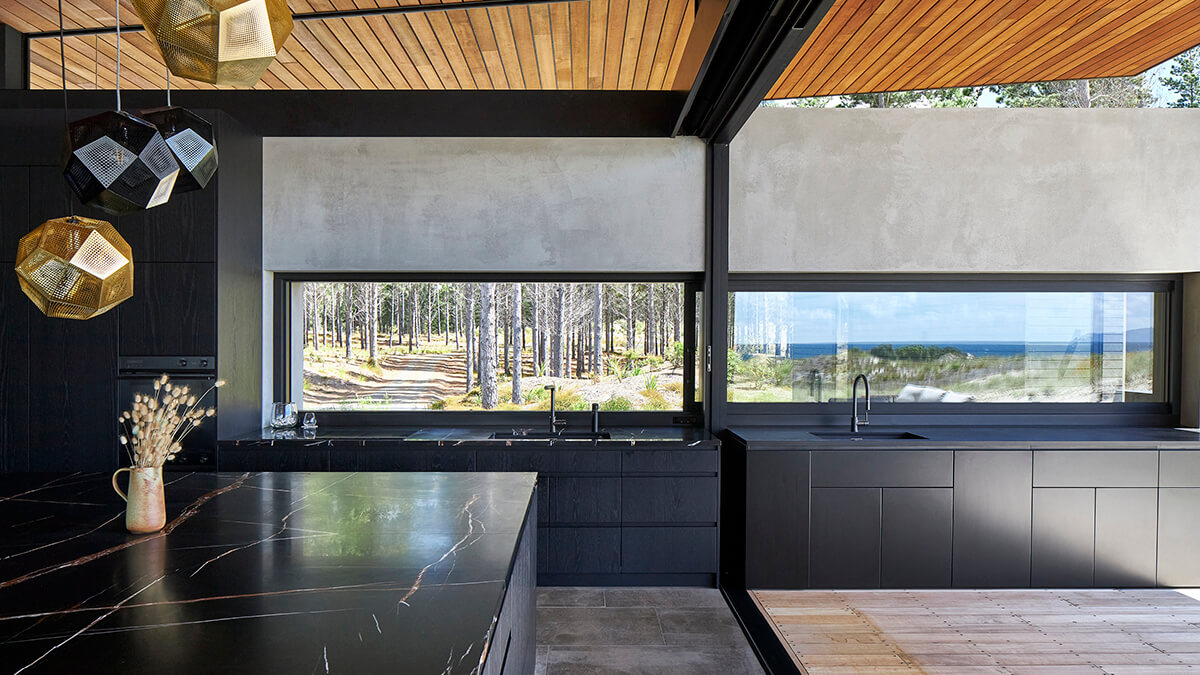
[119,374,226,468]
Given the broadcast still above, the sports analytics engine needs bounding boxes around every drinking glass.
[270,402,298,429]
[301,412,318,429]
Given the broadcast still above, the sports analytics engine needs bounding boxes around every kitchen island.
[0,471,537,674]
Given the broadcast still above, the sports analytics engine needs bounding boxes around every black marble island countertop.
[222,425,717,448]
[730,425,1200,450]
[0,472,537,674]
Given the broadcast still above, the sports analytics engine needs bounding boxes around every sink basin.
[490,430,612,440]
[809,430,928,441]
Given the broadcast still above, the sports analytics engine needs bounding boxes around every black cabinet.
[623,527,717,573]
[810,487,881,588]
[118,263,217,356]
[328,448,475,471]
[1158,488,1200,586]
[745,451,809,589]
[1032,488,1094,587]
[812,450,953,487]
[881,488,953,588]
[0,166,29,262]
[0,274,30,472]
[116,187,217,263]
[545,526,621,574]
[548,476,621,524]
[26,310,118,471]
[953,450,1032,588]
[1033,450,1157,487]
[622,477,718,523]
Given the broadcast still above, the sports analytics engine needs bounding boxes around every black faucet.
[591,403,600,434]
[546,385,559,434]
[851,374,870,433]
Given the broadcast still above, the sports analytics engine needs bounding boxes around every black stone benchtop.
[730,425,1200,450]
[0,471,536,674]
[222,425,717,448]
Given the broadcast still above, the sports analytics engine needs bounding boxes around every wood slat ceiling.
[769,0,1200,99]
[13,0,698,90]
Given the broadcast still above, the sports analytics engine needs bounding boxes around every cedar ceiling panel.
[769,0,1200,99]
[22,0,702,90]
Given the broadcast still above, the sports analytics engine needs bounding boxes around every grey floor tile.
[539,587,608,608]
[657,608,747,647]
[537,607,665,646]
[535,646,550,675]
[603,587,727,609]
[545,645,763,674]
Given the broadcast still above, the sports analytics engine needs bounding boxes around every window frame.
[723,273,1182,428]
[274,272,705,427]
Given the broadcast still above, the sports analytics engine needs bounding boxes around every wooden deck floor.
[751,589,1200,674]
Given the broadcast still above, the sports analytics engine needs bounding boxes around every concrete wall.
[263,137,705,272]
[731,108,1200,274]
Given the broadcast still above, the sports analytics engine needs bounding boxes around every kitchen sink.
[809,430,928,440]
[489,430,612,440]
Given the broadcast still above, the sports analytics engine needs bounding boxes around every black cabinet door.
[953,451,1032,588]
[1031,488,1095,587]
[1157,488,1200,587]
[745,451,809,589]
[0,167,29,262]
[1094,488,1157,587]
[116,187,217,263]
[27,310,118,471]
[118,263,217,356]
[881,488,953,588]
[0,274,30,472]
[810,487,881,589]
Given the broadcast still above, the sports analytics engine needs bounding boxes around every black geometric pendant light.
[140,74,218,193]
[62,0,178,215]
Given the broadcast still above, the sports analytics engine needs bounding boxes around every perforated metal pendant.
[14,216,134,320]
[140,106,218,193]
[64,110,179,215]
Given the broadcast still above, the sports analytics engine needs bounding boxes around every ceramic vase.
[111,466,166,533]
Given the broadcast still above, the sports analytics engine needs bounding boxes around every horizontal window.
[298,281,696,412]
[728,290,1166,405]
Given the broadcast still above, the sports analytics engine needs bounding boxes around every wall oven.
[117,357,217,471]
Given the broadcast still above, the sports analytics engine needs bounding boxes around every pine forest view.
[302,282,692,411]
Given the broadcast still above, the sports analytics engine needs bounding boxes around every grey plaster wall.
[263,137,705,272]
[731,108,1200,274]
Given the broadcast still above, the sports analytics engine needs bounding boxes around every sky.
[734,292,1155,345]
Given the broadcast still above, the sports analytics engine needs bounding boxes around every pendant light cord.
[114,0,121,111]
[58,0,73,217]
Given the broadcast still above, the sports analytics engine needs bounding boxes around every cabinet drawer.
[1160,451,1200,487]
[545,526,620,574]
[622,527,716,573]
[621,477,717,523]
[476,450,619,474]
[622,450,717,474]
[812,450,953,487]
[1033,450,1157,487]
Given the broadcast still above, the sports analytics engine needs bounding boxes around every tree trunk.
[512,284,523,404]
[645,284,655,355]
[502,292,511,377]
[626,283,634,352]
[531,285,540,373]
[552,285,565,377]
[466,284,475,392]
[409,286,419,351]
[592,283,603,375]
[343,284,353,360]
[480,283,498,409]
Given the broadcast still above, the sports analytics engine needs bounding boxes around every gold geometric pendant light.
[14,216,134,320]
[131,0,294,86]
